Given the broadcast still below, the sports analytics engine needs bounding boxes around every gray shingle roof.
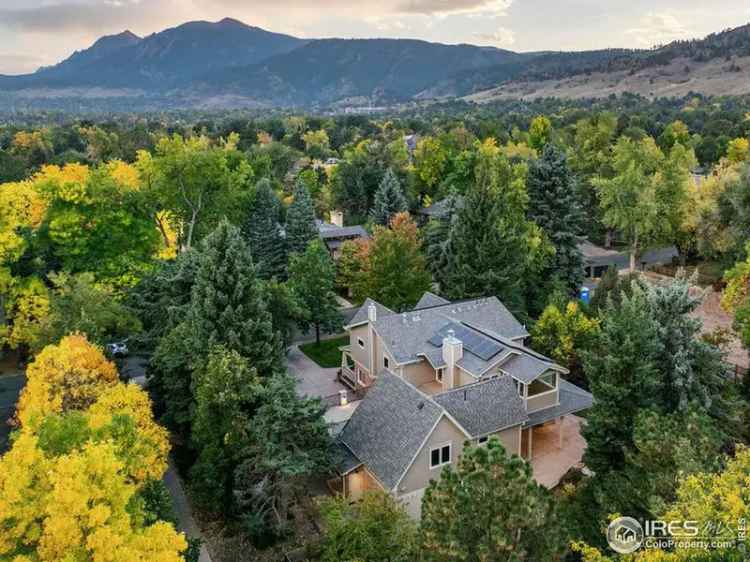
[578,239,678,270]
[372,297,528,366]
[332,441,363,475]
[347,298,395,327]
[414,291,450,310]
[433,377,528,437]
[500,353,558,384]
[318,224,370,241]
[339,372,444,490]
[526,379,593,426]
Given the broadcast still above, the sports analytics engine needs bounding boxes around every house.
[316,219,369,261]
[578,239,679,278]
[315,210,369,261]
[332,292,593,517]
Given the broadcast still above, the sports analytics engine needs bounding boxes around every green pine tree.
[288,239,342,345]
[243,179,287,280]
[424,191,460,290]
[442,143,548,315]
[420,439,564,561]
[190,346,262,510]
[581,286,663,474]
[187,220,283,375]
[286,177,319,256]
[527,145,585,294]
[370,168,408,226]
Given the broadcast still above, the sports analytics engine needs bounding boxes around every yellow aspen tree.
[17,334,118,427]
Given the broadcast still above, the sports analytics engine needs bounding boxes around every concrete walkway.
[287,345,347,400]
[163,459,213,562]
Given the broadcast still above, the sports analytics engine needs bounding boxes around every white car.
[106,342,129,357]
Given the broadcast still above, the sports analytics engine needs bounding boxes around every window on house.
[436,368,444,382]
[383,356,389,369]
[357,337,365,349]
[430,444,451,469]
[477,436,489,445]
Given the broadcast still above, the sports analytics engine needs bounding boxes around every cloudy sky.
[1,0,749,74]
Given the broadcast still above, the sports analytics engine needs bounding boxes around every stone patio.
[529,415,587,488]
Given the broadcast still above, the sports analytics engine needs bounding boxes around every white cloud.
[625,12,692,47]
[474,26,516,47]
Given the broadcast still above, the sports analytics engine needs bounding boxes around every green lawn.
[299,336,349,368]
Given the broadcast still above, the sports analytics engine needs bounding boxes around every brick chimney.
[441,329,463,391]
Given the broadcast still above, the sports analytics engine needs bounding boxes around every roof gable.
[433,377,528,437]
[339,372,443,490]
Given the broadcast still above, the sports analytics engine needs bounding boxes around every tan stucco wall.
[488,425,522,456]
[349,324,370,371]
[397,416,467,495]
[456,367,477,387]
[374,336,395,376]
[526,390,559,413]
[404,360,436,388]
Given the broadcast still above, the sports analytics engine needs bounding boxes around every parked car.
[106,342,129,358]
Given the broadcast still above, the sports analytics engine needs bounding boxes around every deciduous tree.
[288,239,342,345]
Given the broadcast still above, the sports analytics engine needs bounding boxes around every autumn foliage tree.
[0,433,186,562]
[17,334,119,427]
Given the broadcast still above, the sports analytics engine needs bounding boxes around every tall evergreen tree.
[420,439,564,561]
[243,179,287,280]
[286,178,319,256]
[424,191,461,289]
[527,145,585,294]
[187,220,283,375]
[442,140,550,315]
[370,168,408,226]
[288,240,342,345]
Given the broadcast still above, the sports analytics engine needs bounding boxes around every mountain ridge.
[2,18,750,109]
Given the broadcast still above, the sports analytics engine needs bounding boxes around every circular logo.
[607,517,644,554]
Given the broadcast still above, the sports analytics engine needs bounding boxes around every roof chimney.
[331,209,344,228]
[368,302,377,323]
[442,330,463,391]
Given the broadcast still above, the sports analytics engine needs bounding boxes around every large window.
[430,443,451,469]
[528,371,557,396]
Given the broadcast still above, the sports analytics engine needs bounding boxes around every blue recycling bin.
[580,286,591,305]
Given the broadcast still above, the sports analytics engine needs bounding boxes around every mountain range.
[2,17,750,109]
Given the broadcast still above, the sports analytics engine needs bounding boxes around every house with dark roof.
[316,218,369,261]
[334,292,592,517]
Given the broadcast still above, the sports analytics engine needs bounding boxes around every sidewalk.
[163,459,213,562]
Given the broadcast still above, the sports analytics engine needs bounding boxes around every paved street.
[164,459,213,562]
[0,374,24,453]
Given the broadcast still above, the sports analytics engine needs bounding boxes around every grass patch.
[299,336,349,368]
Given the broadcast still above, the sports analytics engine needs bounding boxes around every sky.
[1,0,749,75]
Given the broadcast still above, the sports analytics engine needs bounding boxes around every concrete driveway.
[287,345,347,401]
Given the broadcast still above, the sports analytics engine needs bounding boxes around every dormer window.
[436,368,444,383]
[357,337,365,349]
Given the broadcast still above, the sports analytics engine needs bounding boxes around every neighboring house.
[316,219,370,261]
[578,239,679,278]
[332,292,593,517]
